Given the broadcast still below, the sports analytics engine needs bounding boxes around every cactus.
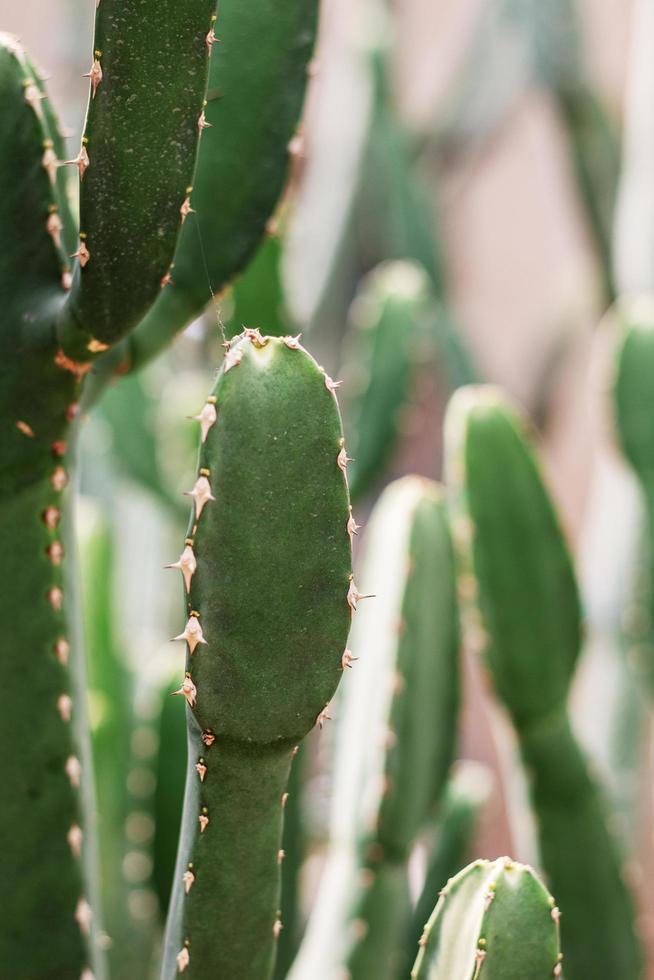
[160,332,352,977]
[290,475,460,980]
[445,386,642,980]
[410,857,562,980]
[343,261,434,502]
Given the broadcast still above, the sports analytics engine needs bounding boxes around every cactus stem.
[173,613,207,653]
[74,898,93,936]
[183,474,215,517]
[172,673,197,707]
[15,420,35,438]
[165,543,197,592]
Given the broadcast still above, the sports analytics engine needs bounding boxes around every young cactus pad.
[289,475,460,980]
[161,332,353,978]
[411,857,562,980]
[445,386,642,980]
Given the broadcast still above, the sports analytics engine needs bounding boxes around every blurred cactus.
[290,475,460,980]
[410,857,562,979]
[446,386,642,980]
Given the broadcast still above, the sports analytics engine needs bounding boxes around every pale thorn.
[87,339,109,353]
[244,327,266,347]
[51,465,68,492]
[57,694,73,722]
[173,614,206,654]
[172,673,197,708]
[281,792,289,809]
[337,447,352,473]
[55,638,70,664]
[223,346,243,372]
[553,963,563,977]
[80,971,96,980]
[277,849,285,864]
[165,545,197,593]
[66,755,82,788]
[183,868,195,894]
[282,334,302,350]
[273,919,283,938]
[160,270,173,288]
[65,144,90,180]
[198,109,211,133]
[198,812,209,833]
[315,705,331,729]
[75,897,93,936]
[16,420,34,438]
[184,474,215,519]
[43,506,61,529]
[24,81,44,113]
[195,760,207,783]
[473,949,486,980]
[340,649,358,670]
[83,59,103,98]
[48,586,64,612]
[72,240,91,268]
[61,269,73,291]
[347,512,360,542]
[324,373,342,394]
[67,823,83,858]
[347,576,374,612]
[191,401,217,443]
[201,729,216,747]
[176,946,190,973]
[47,211,63,249]
[180,196,195,223]
[551,906,561,923]
[206,28,217,52]
[47,541,65,566]
[42,145,59,183]
[288,134,304,157]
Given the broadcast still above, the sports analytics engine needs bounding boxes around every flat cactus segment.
[57,0,217,357]
[411,858,561,980]
[161,334,352,978]
[344,261,434,502]
[290,476,459,980]
[445,386,581,727]
[128,0,319,371]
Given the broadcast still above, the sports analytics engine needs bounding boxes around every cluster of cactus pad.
[3,1,654,979]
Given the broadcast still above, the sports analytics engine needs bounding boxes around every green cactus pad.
[160,333,352,978]
[411,857,562,980]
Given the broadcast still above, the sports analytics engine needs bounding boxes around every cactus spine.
[290,475,460,980]
[160,333,353,978]
[411,857,562,980]
[445,386,641,980]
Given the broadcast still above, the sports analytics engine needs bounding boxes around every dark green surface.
[412,858,561,980]
[226,234,289,341]
[153,678,188,919]
[58,0,216,356]
[273,741,307,980]
[128,0,318,371]
[161,335,352,978]
[448,386,642,980]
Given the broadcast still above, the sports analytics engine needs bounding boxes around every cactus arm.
[343,261,433,503]
[56,0,217,359]
[411,858,561,980]
[125,0,318,374]
[160,334,352,978]
[446,386,642,980]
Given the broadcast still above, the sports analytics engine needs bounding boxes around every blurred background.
[4,0,653,975]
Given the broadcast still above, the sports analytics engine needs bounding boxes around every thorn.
[173,613,207,654]
[340,649,358,669]
[47,210,63,248]
[195,759,207,783]
[61,269,73,291]
[244,327,267,347]
[54,350,92,381]
[67,823,83,858]
[223,346,243,372]
[551,906,561,923]
[172,673,197,707]
[206,21,218,52]
[176,943,190,973]
[347,576,374,612]
[337,447,352,473]
[83,58,103,97]
[23,79,44,113]
[48,586,64,611]
[55,638,70,664]
[42,141,59,182]
[288,134,304,158]
[46,540,65,565]
[81,971,96,980]
[273,918,283,938]
[292,745,299,756]
[57,694,73,722]
[52,440,67,458]
[283,335,302,350]
[66,755,81,787]
[183,866,195,894]
[161,269,173,288]
[65,143,90,180]
[43,506,61,530]
[16,420,34,438]
[190,399,217,443]
[165,544,197,593]
[180,193,195,224]
[315,705,331,729]
[277,849,285,864]
[72,240,90,268]
[324,373,342,394]
[75,898,93,936]
[198,808,209,833]
[66,402,80,422]
[281,792,289,809]
[87,338,109,353]
[201,729,216,747]
[51,465,68,492]
[198,105,212,133]
[347,511,360,542]
[184,474,215,518]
